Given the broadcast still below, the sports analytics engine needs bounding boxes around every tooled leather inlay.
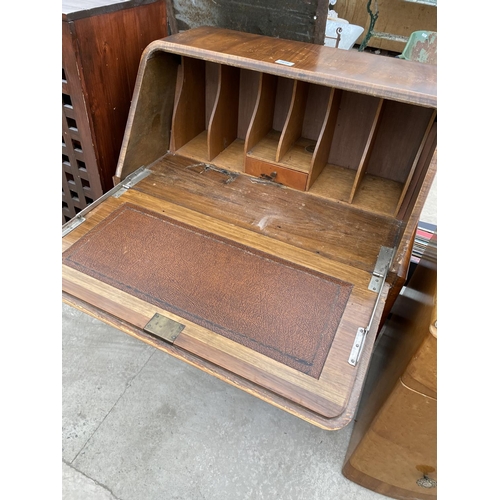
[63,203,353,378]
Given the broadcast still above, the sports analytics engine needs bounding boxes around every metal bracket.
[143,313,185,344]
[62,166,150,237]
[62,216,86,237]
[112,166,152,198]
[368,246,395,293]
[349,246,395,366]
[348,327,368,366]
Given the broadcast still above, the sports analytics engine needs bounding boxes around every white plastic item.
[325,18,364,50]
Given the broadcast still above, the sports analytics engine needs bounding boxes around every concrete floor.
[62,179,437,500]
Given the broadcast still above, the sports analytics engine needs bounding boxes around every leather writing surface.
[63,203,352,378]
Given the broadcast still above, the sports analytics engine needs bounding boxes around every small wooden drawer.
[245,156,308,190]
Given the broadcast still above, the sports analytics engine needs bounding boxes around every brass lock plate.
[144,313,185,344]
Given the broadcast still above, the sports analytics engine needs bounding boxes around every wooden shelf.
[352,175,405,216]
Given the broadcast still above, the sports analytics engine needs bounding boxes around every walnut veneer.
[62,27,437,430]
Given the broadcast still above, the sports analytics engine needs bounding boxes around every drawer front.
[245,156,308,191]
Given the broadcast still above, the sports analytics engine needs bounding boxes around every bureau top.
[149,26,437,108]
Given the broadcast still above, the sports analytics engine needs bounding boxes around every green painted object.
[399,31,437,64]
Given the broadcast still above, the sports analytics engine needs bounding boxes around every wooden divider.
[276,80,309,163]
[244,73,278,155]
[167,56,436,217]
[170,57,205,151]
[207,65,240,161]
[349,99,385,203]
[396,121,437,221]
[394,110,437,215]
[308,88,342,190]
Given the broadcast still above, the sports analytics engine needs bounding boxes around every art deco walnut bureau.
[62,27,437,430]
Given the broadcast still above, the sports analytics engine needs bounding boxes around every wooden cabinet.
[343,237,437,497]
[62,27,437,430]
[62,0,167,223]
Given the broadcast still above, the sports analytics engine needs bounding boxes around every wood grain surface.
[152,27,437,107]
[64,27,437,430]
[63,159,391,424]
[66,1,167,192]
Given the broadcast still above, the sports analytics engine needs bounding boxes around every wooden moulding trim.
[276,80,309,163]
[207,64,240,161]
[394,110,437,216]
[145,28,437,108]
[62,0,162,22]
[349,98,385,203]
[62,21,103,196]
[114,45,150,182]
[308,87,342,190]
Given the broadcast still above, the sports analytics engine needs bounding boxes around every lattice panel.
[62,56,102,224]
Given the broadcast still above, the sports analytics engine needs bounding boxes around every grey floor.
[62,178,437,500]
